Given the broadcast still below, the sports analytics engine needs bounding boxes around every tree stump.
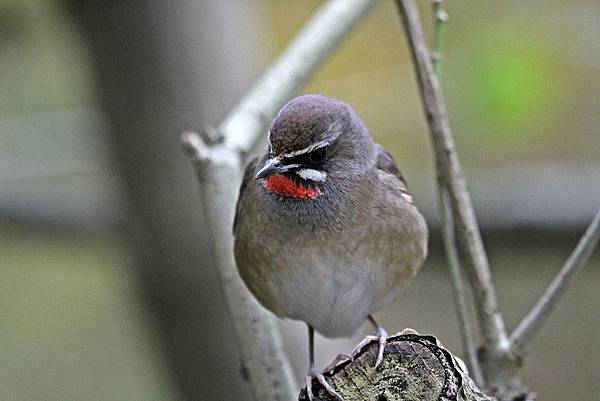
[299,334,493,401]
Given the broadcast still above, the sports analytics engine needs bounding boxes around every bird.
[233,94,428,400]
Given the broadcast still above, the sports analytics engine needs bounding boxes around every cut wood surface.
[299,334,493,401]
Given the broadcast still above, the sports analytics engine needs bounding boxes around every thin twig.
[219,0,380,156]
[428,0,483,384]
[394,0,510,356]
[442,189,485,384]
[429,0,483,385]
[510,209,600,356]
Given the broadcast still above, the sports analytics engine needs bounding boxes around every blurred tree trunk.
[67,2,266,400]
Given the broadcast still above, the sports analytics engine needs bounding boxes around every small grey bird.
[233,95,428,400]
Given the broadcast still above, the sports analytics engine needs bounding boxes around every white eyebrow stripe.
[281,141,330,159]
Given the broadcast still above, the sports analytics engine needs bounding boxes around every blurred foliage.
[0,0,94,115]
[458,34,564,142]
[260,0,599,172]
[1,0,598,167]
[0,226,178,401]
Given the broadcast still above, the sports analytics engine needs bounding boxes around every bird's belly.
[263,248,405,338]
[235,196,426,339]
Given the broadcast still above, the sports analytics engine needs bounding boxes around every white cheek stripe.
[296,168,327,182]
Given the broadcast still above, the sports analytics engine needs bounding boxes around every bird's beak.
[255,158,299,179]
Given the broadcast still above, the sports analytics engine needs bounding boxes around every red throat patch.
[263,174,321,200]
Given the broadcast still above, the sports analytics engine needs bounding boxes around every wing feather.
[374,144,414,205]
[233,157,258,235]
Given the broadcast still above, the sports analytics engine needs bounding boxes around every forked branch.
[428,0,483,386]
[510,209,600,355]
[395,2,598,399]
[393,0,510,356]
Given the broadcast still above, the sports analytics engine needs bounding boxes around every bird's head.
[256,95,373,200]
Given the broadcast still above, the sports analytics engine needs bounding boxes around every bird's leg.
[350,315,388,369]
[304,325,344,401]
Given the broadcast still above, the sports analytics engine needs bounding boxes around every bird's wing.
[233,156,258,235]
[374,144,414,205]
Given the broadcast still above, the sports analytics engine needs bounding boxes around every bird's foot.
[305,367,344,401]
[350,326,388,369]
[322,353,351,373]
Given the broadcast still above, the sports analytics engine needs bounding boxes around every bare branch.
[219,0,380,156]
[394,0,510,355]
[181,131,211,165]
[181,133,297,401]
[441,187,485,385]
[428,0,484,385]
[510,209,600,356]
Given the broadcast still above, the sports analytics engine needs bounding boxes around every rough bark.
[299,335,493,401]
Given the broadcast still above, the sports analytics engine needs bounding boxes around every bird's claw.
[351,327,388,369]
[305,368,344,401]
[350,335,377,359]
[322,353,351,373]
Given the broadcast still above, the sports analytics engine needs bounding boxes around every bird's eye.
[308,147,328,163]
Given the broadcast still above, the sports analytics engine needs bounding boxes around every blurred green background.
[1,1,598,400]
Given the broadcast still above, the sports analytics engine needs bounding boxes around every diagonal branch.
[510,209,600,356]
[394,0,510,356]
[428,0,483,386]
[219,0,380,156]
[440,187,484,384]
